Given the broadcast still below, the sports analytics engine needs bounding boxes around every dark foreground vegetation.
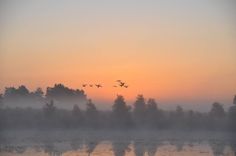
[0,84,236,131]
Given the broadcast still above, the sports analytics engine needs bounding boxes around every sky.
[0,0,236,111]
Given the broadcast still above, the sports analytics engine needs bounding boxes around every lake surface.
[0,130,235,156]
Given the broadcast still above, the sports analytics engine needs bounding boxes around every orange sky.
[0,0,236,110]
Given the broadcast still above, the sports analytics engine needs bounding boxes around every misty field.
[0,130,235,156]
[1,86,236,155]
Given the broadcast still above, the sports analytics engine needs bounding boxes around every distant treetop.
[233,95,236,105]
[45,83,87,101]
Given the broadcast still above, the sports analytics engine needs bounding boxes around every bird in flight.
[119,82,125,87]
[115,80,129,88]
[95,84,102,88]
[124,85,128,88]
[82,84,87,87]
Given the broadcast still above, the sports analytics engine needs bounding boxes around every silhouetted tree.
[228,95,236,131]
[210,102,225,118]
[45,84,87,109]
[46,84,86,99]
[170,105,185,129]
[0,94,3,107]
[208,102,226,130]
[176,105,184,117]
[4,85,30,98]
[186,110,195,129]
[4,87,17,98]
[1,89,235,130]
[112,95,132,128]
[43,100,56,118]
[3,85,44,108]
[72,104,82,116]
[146,99,158,112]
[33,87,44,97]
[229,105,236,119]
[0,94,4,129]
[72,104,84,127]
[18,85,30,96]
[146,98,159,127]
[133,95,146,126]
[233,95,236,105]
[85,99,99,127]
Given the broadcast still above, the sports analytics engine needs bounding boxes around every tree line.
[0,84,235,131]
[0,84,87,108]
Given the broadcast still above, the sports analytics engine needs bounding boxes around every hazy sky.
[0,0,235,111]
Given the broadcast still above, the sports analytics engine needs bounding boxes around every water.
[0,130,235,156]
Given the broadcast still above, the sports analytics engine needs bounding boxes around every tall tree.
[43,100,56,118]
[72,104,82,116]
[45,84,87,109]
[85,99,99,127]
[210,102,225,118]
[4,85,30,98]
[133,95,146,125]
[228,96,236,130]
[112,95,132,127]
[3,85,39,107]
[33,88,44,97]
[46,84,86,99]
[146,98,158,113]
[0,94,3,107]
[72,104,84,126]
[233,95,236,105]
[146,98,159,127]
[0,94,3,128]
[175,105,184,117]
[17,85,30,96]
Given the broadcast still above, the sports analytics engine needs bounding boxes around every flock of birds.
[82,80,129,88]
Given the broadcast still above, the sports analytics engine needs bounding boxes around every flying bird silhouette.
[119,82,125,87]
[82,84,87,87]
[115,80,129,88]
[95,84,102,88]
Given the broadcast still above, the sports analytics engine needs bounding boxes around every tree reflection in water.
[112,140,130,156]
[0,131,235,156]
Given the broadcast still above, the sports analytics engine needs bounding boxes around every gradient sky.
[0,0,236,111]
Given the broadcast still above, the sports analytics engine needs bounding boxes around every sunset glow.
[0,0,235,110]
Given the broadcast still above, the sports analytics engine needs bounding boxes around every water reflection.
[145,141,161,156]
[209,141,225,156]
[0,141,235,156]
[70,139,83,151]
[43,142,60,156]
[112,140,130,156]
[0,131,235,156]
[86,140,99,156]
